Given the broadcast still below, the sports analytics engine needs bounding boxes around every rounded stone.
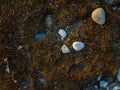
[91,8,105,25]
[72,41,85,51]
[61,44,70,54]
[58,29,67,40]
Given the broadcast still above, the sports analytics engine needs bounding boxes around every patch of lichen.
[0,0,120,90]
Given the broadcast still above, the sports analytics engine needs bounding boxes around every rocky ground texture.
[0,0,120,90]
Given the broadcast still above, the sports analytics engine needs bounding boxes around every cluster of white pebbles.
[58,28,85,53]
[58,7,106,54]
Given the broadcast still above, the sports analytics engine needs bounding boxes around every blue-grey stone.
[34,33,45,39]
[38,78,46,84]
[100,80,108,88]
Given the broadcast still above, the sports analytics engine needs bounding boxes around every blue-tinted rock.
[34,33,45,39]
[100,80,108,88]
[38,78,46,84]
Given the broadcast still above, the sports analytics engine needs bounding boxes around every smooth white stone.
[61,44,70,54]
[117,68,120,82]
[100,80,108,88]
[92,8,105,25]
[72,41,85,51]
[58,29,67,40]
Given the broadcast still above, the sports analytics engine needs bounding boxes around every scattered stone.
[91,8,105,25]
[38,78,46,84]
[100,80,108,88]
[97,75,102,81]
[112,86,120,90]
[45,15,52,26]
[4,58,8,62]
[18,45,22,50]
[94,85,99,90]
[5,66,10,73]
[72,41,85,51]
[58,29,67,40]
[34,33,46,39]
[61,44,70,54]
[117,68,120,82]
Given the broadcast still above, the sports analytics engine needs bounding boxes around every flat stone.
[91,8,105,25]
[72,41,85,51]
[34,33,46,39]
[58,29,67,40]
[61,44,70,54]
[117,68,120,82]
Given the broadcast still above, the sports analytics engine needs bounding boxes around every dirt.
[0,0,120,90]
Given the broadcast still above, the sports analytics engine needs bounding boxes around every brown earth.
[0,0,120,90]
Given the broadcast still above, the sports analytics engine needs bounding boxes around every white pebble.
[100,80,108,88]
[18,45,22,50]
[58,29,67,40]
[61,44,70,54]
[117,68,120,82]
[91,8,105,25]
[72,41,85,51]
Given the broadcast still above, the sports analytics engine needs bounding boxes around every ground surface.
[0,0,120,90]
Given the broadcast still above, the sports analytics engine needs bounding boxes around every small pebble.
[97,75,102,81]
[4,58,8,62]
[5,66,10,73]
[91,8,105,25]
[58,29,67,40]
[112,86,120,90]
[100,80,108,88]
[117,68,120,82]
[18,45,22,50]
[61,44,70,54]
[38,78,46,84]
[45,15,52,26]
[34,33,45,39]
[72,41,85,51]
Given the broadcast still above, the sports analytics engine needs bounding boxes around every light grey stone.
[72,41,85,51]
[91,8,105,25]
[58,29,67,40]
[61,44,70,54]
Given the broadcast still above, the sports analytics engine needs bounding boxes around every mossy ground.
[0,0,120,90]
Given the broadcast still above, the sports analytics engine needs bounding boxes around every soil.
[0,0,120,90]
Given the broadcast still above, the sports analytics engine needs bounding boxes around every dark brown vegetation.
[0,0,120,90]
